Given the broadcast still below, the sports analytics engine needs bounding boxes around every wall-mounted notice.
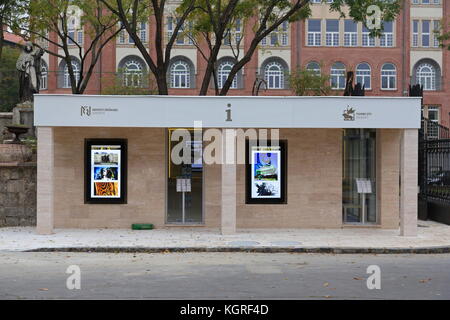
[246,141,287,204]
[85,139,127,204]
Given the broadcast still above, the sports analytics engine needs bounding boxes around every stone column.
[400,129,418,236]
[36,127,54,235]
[221,128,236,235]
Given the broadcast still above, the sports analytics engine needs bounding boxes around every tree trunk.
[156,68,168,95]
[0,18,4,62]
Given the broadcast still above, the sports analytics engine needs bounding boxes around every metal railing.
[419,118,450,203]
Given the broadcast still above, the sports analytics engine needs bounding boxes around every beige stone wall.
[52,127,401,229]
[377,129,401,229]
[235,129,343,229]
[53,127,166,228]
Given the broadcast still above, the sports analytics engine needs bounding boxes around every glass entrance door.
[167,129,203,224]
[342,129,377,224]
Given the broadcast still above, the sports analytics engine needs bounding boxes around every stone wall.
[0,163,37,227]
[0,113,13,143]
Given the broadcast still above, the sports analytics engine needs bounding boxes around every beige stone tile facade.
[51,127,404,230]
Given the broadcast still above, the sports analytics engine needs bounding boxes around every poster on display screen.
[246,141,287,204]
[85,139,127,204]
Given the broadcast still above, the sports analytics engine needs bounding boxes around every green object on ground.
[132,223,154,230]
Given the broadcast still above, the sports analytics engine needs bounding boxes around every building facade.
[40,1,449,129]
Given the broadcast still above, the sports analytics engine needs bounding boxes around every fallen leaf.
[353,277,363,280]
[419,278,432,283]
[323,282,329,287]
[38,288,48,291]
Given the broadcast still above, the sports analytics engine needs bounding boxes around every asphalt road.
[0,252,449,299]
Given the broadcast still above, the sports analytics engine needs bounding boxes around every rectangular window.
[307,19,321,46]
[326,19,339,46]
[422,20,430,47]
[167,17,174,42]
[426,106,440,139]
[343,129,377,224]
[118,30,125,44]
[412,20,419,47]
[281,21,289,46]
[139,22,147,43]
[85,139,127,204]
[380,21,393,47]
[77,31,83,45]
[433,20,440,48]
[344,20,357,46]
[362,25,375,47]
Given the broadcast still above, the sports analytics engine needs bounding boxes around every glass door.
[342,129,377,224]
[167,129,203,224]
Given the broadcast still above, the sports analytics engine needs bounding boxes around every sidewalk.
[1,220,450,254]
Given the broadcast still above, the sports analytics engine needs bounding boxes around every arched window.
[170,60,190,88]
[40,62,48,90]
[218,60,237,89]
[63,59,81,88]
[306,61,321,75]
[119,56,147,87]
[356,63,371,89]
[330,62,346,89]
[381,63,397,90]
[416,63,436,90]
[264,61,285,89]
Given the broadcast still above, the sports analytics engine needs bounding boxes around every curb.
[24,246,450,254]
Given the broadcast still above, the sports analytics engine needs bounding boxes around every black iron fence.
[419,117,450,223]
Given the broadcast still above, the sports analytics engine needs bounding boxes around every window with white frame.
[356,63,371,89]
[170,60,190,88]
[63,60,81,88]
[326,20,339,46]
[426,106,440,139]
[344,20,357,46]
[67,17,83,45]
[306,61,321,75]
[139,22,147,42]
[381,63,397,90]
[416,63,436,90]
[412,0,441,4]
[117,22,147,44]
[122,58,145,87]
[40,63,48,90]
[167,17,193,45]
[362,25,375,47]
[307,19,321,46]
[217,60,237,89]
[422,20,430,47]
[433,20,440,48]
[262,21,289,46]
[118,29,126,44]
[380,21,393,47]
[330,62,345,89]
[412,20,419,47]
[264,61,285,89]
[224,19,242,46]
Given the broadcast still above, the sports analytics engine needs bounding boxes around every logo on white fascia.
[343,105,373,121]
[80,105,118,117]
[343,105,356,121]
